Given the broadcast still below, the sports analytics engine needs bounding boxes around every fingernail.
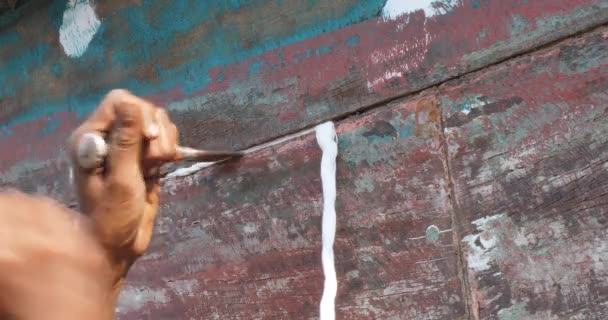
[147,124,159,138]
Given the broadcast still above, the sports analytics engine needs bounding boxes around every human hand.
[0,191,112,320]
[69,89,178,286]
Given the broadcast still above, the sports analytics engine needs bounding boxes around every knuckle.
[114,126,141,148]
[115,103,142,126]
[106,89,132,102]
[156,108,169,119]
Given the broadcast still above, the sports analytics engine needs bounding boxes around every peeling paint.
[339,113,414,167]
[166,279,199,298]
[425,225,440,242]
[462,213,506,272]
[497,302,532,320]
[117,285,168,313]
[457,94,488,115]
[381,0,459,20]
[354,175,375,193]
[59,0,101,58]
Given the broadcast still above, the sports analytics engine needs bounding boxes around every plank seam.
[434,96,475,320]
[160,22,608,182]
[328,22,608,127]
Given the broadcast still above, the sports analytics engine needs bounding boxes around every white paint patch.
[367,14,433,92]
[462,214,505,272]
[513,229,529,247]
[59,0,101,58]
[460,94,488,115]
[381,0,437,20]
[165,162,214,179]
[117,285,168,313]
[366,71,403,90]
[316,122,338,320]
[166,279,199,297]
[243,222,258,234]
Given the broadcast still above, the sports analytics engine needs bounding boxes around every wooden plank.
[116,98,466,319]
[443,27,608,319]
[0,0,385,201]
[2,0,608,201]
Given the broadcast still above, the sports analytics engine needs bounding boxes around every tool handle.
[76,133,108,169]
[75,133,243,169]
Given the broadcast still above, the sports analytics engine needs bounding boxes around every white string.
[316,122,338,320]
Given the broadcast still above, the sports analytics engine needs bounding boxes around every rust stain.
[415,97,440,139]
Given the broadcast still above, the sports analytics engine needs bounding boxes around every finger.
[84,89,160,138]
[70,90,160,168]
[68,92,117,211]
[132,183,161,257]
[105,98,159,182]
[69,90,159,212]
[0,193,111,320]
[96,99,159,249]
[144,108,178,163]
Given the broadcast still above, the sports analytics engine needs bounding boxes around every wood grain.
[2,0,607,202]
[117,98,466,319]
[443,27,608,319]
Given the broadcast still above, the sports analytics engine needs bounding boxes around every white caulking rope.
[315,122,338,320]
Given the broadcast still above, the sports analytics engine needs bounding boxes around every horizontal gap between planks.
[161,22,608,180]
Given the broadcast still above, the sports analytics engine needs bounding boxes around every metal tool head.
[175,146,244,162]
[76,133,243,169]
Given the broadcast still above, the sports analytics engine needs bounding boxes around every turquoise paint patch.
[354,175,375,193]
[453,94,486,114]
[249,60,263,76]
[47,0,67,30]
[339,114,414,167]
[0,31,19,44]
[345,34,360,47]
[388,117,414,140]
[51,64,62,77]
[80,22,107,65]
[315,45,332,55]
[471,0,481,9]
[430,0,460,15]
[425,225,440,242]
[559,38,608,74]
[364,133,394,144]
[37,116,61,136]
[1,127,14,135]
[1,92,104,134]
[497,302,532,320]
[0,3,31,29]
[216,71,225,82]
[509,14,530,37]
[4,0,386,130]
[0,44,49,96]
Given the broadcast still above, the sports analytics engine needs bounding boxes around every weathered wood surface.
[118,99,466,319]
[443,27,608,319]
[2,1,608,319]
[118,25,608,319]
[2,0,607,204]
